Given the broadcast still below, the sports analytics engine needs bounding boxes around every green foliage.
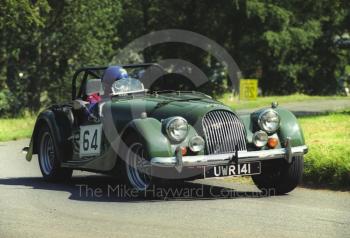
[0,0,349,116]
[0,88,22,117]
[0,0,122,114]
[243,0,349,95]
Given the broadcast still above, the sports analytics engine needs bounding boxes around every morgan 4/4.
[24,63,308,194]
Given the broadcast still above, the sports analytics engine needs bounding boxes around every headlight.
[189,136,205,152]
[258,109,280,133]
[253,130,268,147]
[165,117,189,142]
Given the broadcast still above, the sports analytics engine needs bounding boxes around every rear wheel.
[252,156,304,195]
[38,125,72,182]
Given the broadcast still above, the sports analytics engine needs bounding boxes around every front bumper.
[150,144,308,172]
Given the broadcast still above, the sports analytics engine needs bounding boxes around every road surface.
[0,139,349,238]
[237,98,350,115]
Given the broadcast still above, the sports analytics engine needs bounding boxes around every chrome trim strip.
[201,116,210,153]
[229,112,239,149]
[210,112,221,152]
[233,113,243,150]
[217,111,227,152]
[150,145,308,167]
[222,111,234,151]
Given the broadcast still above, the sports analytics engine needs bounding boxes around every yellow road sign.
[240,79,258,100]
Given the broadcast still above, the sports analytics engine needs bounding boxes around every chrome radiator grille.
[202,110,247,154]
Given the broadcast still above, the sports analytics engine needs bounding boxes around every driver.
[87,66,128,118]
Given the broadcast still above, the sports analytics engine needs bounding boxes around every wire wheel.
[126,142,151,191]
[39,131,55,175]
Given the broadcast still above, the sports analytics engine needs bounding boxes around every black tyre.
[252,156,304,195]
[38,125,72,182]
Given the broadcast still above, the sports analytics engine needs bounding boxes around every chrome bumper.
[150,145,308,171]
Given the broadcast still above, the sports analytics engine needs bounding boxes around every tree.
[0,0,122,114]
[1,0,349,116]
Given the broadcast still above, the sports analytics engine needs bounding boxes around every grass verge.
[218,93,347,110]
[0,117,35,141]
[299,111,350,187]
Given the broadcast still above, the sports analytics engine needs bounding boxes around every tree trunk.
[27,73,41,112]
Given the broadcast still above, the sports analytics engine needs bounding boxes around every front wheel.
[125,141,153,191]
[252,156,304,195]
[38,125,72,182]
[118,134,155,192]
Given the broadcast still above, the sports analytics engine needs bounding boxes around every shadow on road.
[0,175,273,202]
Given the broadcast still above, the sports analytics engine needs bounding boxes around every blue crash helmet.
[102,66,129,96]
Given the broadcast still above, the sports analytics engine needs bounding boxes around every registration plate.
[204,161,261,178]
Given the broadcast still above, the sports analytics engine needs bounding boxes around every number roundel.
[79,125,102,157]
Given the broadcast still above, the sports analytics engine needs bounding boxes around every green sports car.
[24,63,308,194]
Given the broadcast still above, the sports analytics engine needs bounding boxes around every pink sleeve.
[87,93,101,104]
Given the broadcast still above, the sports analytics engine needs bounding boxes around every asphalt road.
[237,98,350,115]
[1,139,350,238]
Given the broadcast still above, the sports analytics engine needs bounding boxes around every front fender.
[121,117,199,158]
[121,118,172,158]
[275,108,305,147]
[245,107,305,149]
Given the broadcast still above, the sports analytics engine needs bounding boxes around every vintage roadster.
[24,63,307,194]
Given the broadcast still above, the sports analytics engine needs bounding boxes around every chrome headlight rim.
[165,116,189,143]
[258,109,280,133]
[188,136,205,152]
[253,130,268,147]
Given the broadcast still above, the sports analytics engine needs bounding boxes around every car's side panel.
[64,117,183,172]
[61,117,173,172]
[61,141,119,172]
